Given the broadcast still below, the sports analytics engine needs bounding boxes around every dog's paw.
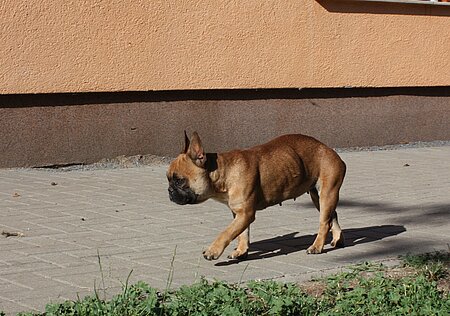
[330,233,345,248]
[202,248,222,261]
[306,244,323,254]
[227,249,248,260]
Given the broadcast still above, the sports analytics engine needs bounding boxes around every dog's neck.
[205,152,229,197]
[205,153,219,172]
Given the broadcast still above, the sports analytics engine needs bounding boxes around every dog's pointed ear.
[183,130,190,154]
[187,132,207,168]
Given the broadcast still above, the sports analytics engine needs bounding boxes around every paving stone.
[1,146,450,314]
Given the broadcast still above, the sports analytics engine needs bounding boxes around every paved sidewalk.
[1,146,450,315]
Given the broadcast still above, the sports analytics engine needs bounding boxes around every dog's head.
[167,132,212,205]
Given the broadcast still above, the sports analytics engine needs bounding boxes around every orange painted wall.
[1,0,449,94]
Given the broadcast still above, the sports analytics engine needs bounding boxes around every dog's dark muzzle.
[168,185,197,205]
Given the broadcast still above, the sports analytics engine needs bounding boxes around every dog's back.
[219,134,344,210]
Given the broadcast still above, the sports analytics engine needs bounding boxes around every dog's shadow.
[215,225,406,266]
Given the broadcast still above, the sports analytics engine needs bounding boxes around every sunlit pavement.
[1,146,449,315]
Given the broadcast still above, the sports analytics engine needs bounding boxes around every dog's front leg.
[226,211,250,260]
[228,226,250,259]
[203,210,255,260]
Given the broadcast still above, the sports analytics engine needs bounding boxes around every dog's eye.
[175,178,185,186]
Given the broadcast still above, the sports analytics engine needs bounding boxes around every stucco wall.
[1,0,449,94]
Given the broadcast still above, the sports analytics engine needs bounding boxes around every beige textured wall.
[1,0,449,94]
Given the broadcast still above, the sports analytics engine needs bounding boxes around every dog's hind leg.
[310,186,344,249]
[307,179,344,254]
[310,187,320,211]
[329,210,344,248]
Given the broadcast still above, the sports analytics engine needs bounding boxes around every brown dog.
[167,132,346,260]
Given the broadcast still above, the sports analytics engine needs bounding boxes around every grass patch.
[8,250,450,316]
[402,250,449,282]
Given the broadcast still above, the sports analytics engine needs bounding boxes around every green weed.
[11,251,450,316]
[402,250,449,281]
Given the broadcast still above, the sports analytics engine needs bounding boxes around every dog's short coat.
[167,132,346,260]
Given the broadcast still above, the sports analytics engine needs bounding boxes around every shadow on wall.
[317,0,450,17]
[2,87,450,108]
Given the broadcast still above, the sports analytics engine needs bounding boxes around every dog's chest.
[211,193,229,205]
